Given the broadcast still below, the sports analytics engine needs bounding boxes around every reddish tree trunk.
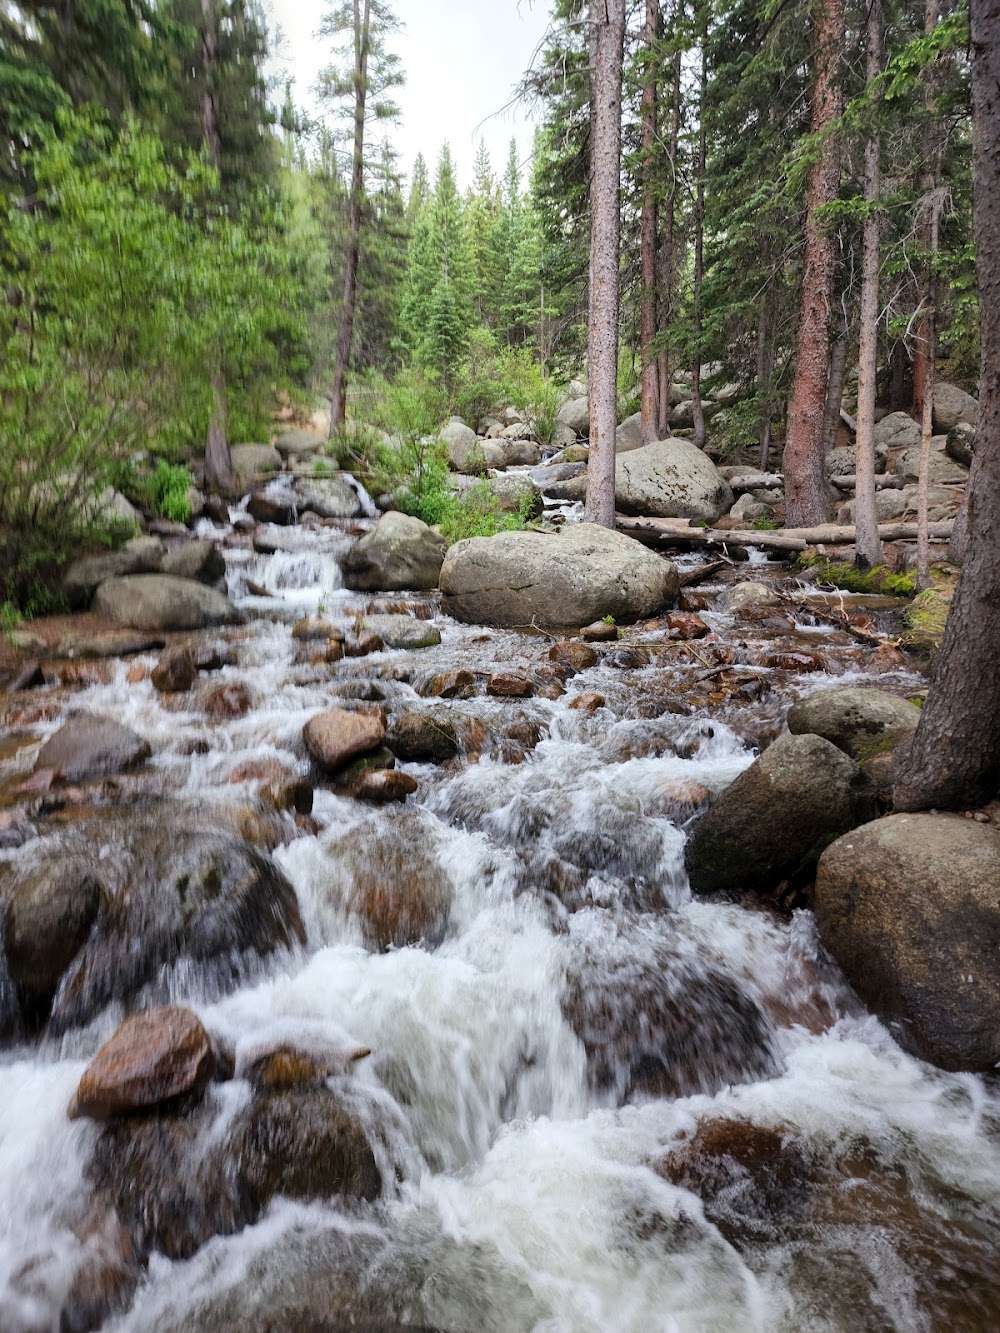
[639,0,660,444]
[585,0,626,528]
[656,27,682,440]
[893,0,1000,811]
[912,0,942,422]
[690,29,707,450]
[330,0,371,437]
[783,0,844,527]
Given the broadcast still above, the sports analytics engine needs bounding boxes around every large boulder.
[440,419,486,474]
[556,396,590,437]
[160,539,226,584]
[873,412,921,449]
[93,575,240,632]
[360,615,441,649]
[615,412,646,453]
[440,522,679,628]
[932,383,978,434]
[786,686,922,760]
[895,447,968,484]
[825,443,888,477]
[946,421,976,467]
[814,814,1000,1071]
[230,444,282,493]
[685,733,876,894]
[293,474,364,519]
[615,439,734,523]
[342,512,446,592]
[273,431,324,461]
[482,472,544,517]
[35,714,151,782]
[62,537,164,606]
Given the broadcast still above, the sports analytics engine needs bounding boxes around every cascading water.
[1,518,999,1333]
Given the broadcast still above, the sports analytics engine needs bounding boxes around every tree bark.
[200,0,234,498]
[690,26,707,450]
[854,0,884,569]
[656,22,683,440]
[915,194,941,584]
[755,297,775,470]
[822,320,849,456]
[639,0,660,444]
[585,0,626,528]
[893,0,1000,811]
[329,0,371,437]
[783,0,844,527]
[911,0,942,424]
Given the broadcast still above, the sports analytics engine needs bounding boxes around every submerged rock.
[70,1006,216,1120]
[343,511,446,592]
[34,714,151,783]
[815,813,1000,1071]
[151,646,197,694]
[361,614,442,650]
[786,686,921,760]
[685,733,876,895]
[440,523,679,628]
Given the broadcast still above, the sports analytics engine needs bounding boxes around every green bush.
[143,461,195,524]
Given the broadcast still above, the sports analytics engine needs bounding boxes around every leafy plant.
[143,461,194,524]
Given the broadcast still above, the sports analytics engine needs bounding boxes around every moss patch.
[797,557,917,597]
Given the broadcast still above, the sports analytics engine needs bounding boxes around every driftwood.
[678,559,730,586]
[617,514,954,554]
[727,472,783,493]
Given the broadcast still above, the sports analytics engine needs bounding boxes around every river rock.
[35,714,151,782]
[874,412,921,449]
[342,512,446,592]
[487,672,535,698]
[160,540,226,584]
[556,396,590,436]
[825,443,889,477]
[151,646,197,693]
[203,680,254,719]
[716,581,783,614]
[484,472,544,517]
[305,708,386,773]
[4,858,102,1028]
[70,1006,216,1120]
[786,686,922,760]
[231,444,282,492]
[441,419,486,474]
[50,827,303,1036]
[248,491,295,525]
[932,383,978,433]
[685,733,876,894]
[946,421,976,467]
[615,439,734,523]
[294,474,362,520]
[815,813,1000,1071]
[93,575,240,632]
[440,523,679,628]
[351,769,419,803]
[333,812,451,950]
[62,538,165,607]
[386,710,459,762]
[543,472,590,503]
[549,641,598,674]
[360,615,441,649]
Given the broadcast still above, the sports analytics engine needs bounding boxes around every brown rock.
[203,681,253,719]
[335,813,450,951]
[343,632,384,657]
[568,691,606,712]
[606,646,652,669]
[70,1006,216,1120]
[487,672,535,698]
[305,708,386,773]
[34,715,151,783]
[125,663,151,685]
[418,669,477,699]
[385,711,459,763]
[580,620,619,643]
[227,757,297,785]
[292,617,346,643]
[351,769,419,803]
[151,646,197,693]
[667,612,710,640]
[243,1043,371,1090]
[262,778,314,815]
[549,641,598,674]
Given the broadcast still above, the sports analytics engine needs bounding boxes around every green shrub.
[142,461,194,524]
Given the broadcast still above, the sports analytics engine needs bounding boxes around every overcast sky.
[266,1,553,191]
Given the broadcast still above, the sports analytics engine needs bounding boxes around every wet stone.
[386,711,460,763]
[151,646,197,694]
[350,769,419,803]
[69,1005,216,1120]
[487,672,535,699]
[667,612,710,640]
[568,692,606,713]
[417,669,477,699]
[304,708,386,774]
[343,632,385,657]
[203,680,254,719]
[292,617,346,643]
[261,777,314,816]
[548,641,599,674]
[580,620,620,643]
[34,715,151,784]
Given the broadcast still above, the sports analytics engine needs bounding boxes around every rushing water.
[1,512,999,1333]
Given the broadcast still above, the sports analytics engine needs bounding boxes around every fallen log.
[728,472,783,493]
[829,474,905,491]
[678,559,730,586]
[617,515,954,553]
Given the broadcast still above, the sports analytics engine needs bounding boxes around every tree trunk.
[656,23,683,440]
[755,296,775,471]
[854,0,884,569]
[911,0,942,424]
[915,194,940,585]
[585,0,626,528]
[639,0,660,444]
[822,321,849,456]
[690,28,707,450]
[783,0,844,527]
[893,0,1000,811]
[329,0,371,438]
[200,0,234,498]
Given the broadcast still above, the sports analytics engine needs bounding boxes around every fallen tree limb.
[727,472,783,493]
[678,559,730,586]
[616,515,954,553]
[829,473,905,491]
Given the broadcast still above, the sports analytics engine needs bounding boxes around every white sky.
[266,1,553,191]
